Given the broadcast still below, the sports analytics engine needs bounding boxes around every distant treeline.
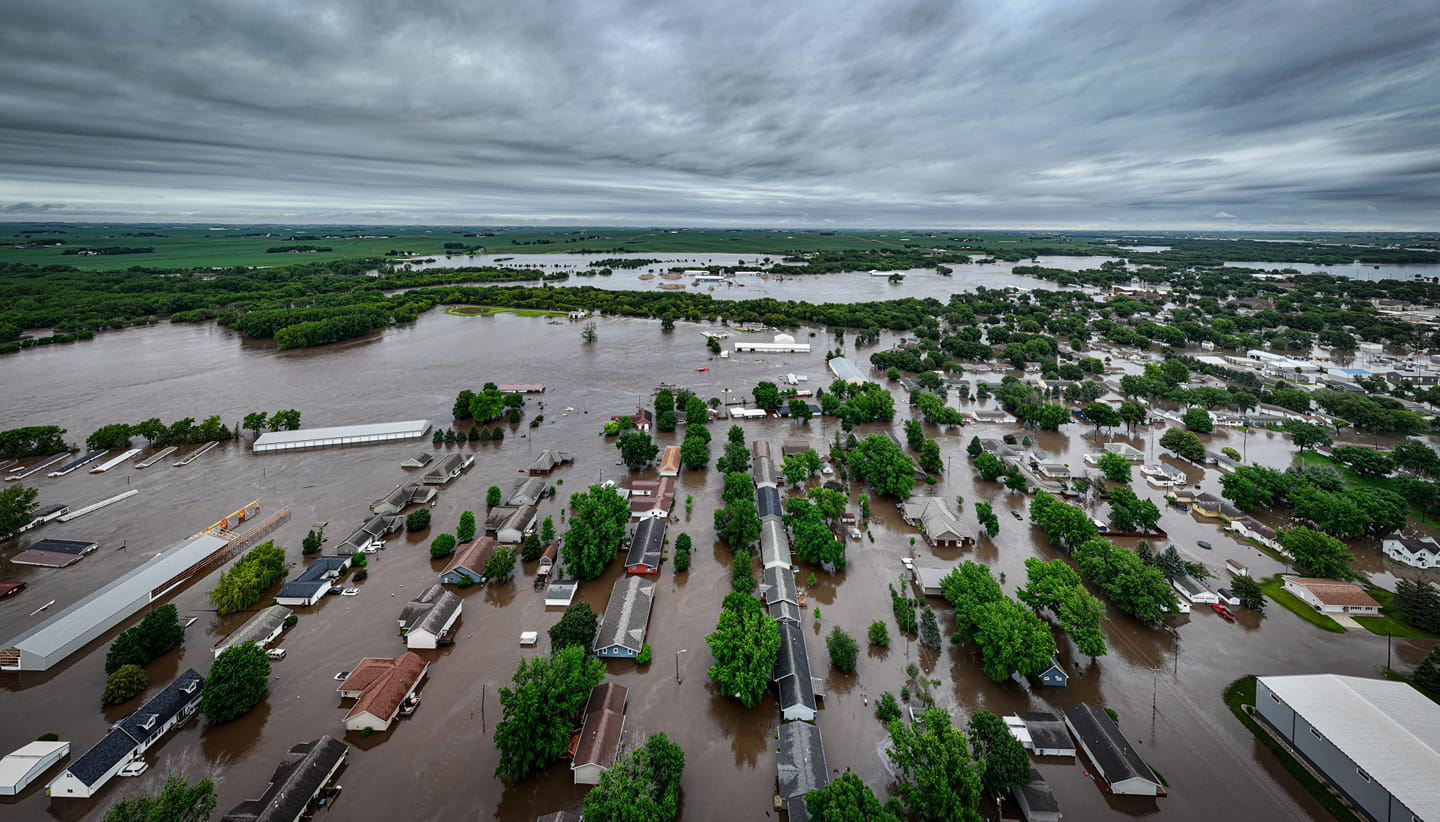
[266,246,332,253]
[60,246,153,256]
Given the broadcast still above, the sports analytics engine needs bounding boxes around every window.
[1356,768,1370,783]
[1310,727,1323,741]
[1270,693,1280,703]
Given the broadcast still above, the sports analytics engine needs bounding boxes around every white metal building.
[253,419,431,452]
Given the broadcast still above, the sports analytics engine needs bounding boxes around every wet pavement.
[1,307,1435,822]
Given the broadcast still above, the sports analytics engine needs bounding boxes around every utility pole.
[675,649,687,684]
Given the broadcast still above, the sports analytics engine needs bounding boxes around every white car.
[266,648,287,660]
[118,759,148,777]
[361,546,379,554]
[340,588,359,597]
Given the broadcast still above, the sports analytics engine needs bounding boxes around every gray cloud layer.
[0,0,1437,228]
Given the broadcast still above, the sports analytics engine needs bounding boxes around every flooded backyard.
[1,307,1433,821]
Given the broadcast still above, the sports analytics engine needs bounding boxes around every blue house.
[1038,656,1068,687]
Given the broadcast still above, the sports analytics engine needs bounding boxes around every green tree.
[487,485,502,507]
[919,605,942,651]
[967,710,1031,792]
[1182,407,1214,433]
[1330,446,1394,478]
[850,433,916,498]
[975,501,999,538]
[1098,450,1132,484]
[1279,526,1355,579]
[1393,439,1440,479]
[207,541,286,616]
[885,707,983,822]
[1030,402,1069,430]
[680,428,710,469]
[540,515,556,543]
[493,646,606,781]
[242,411,268,435]
[1159,427,1206,461]
[868,620,890,647]
[788,497,845,569]
[1285,419,1333,462]
[1230,575,1266,610]
[86,423,133,451]
[429,533,456,559]
[603,419,620,436]
[0,483,39,540]
[102,777,216,822]
[582,732,686,822]
[202,642,270,724]
[827,626,859,673]
[1118,400,1148,432]
[484,546,517,582]
[919,439,944,474]
[406,508,431,531]
[521,532,544,561]
[876,692,902,723]
[973,451,1004,481]
[716,439,752,475]
[562,485,631,579]
[548,602,599,654]
[1017,558,1108,658]
[967,436,983,458]
[1107,487,1161,532]
[456,510,477,542]
[102,664,148,706]
[301,528,323,555]
[706,591,781,707]
[753,381,782,410]
[1415,646,1440,693]
[1083,402,1122,436]
[105,604,186,674]
[715,477,762,552]
[617,431,661,469]
[789,397,813,421]
[805,772,902,822]
[581,320,598,343]
[904,418,925,451]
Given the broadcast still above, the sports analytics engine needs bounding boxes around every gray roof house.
[397,584,463,649]
[496,504,538,544]
[1012,767,1062,822]
[1010,711,1076,757]
[1382,533,1440,569]
[777,721,828,822]
[753,455,778,488]
[336,514,402,554]
[528,449,574,475]
[624,517,666,575]
[593,576,656,659]
[1254,674,1440,822]
[901,497,966,547]
[214,605,292,658]
[762,565,800,624]
[508,477,548,507]
[757,485,783,521]
[276,556,350,606]
[48,669,204,799]
[422,453,471,485]
[370,482,435,515]
[760,517,792,571]
[773,622,818,721]
[1062,703,1163,796]
[219,736,349,822]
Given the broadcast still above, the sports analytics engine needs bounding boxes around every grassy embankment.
[444,306,567,318]
[1223,676,1365,822]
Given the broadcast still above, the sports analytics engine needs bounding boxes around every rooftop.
[254,419,430,452]
[1260,674,1440,819]
[219,736,349,822]
[1062,703,1158,791]
[1286,577,1380,608]
[594,576,656,654]
[341,652,428,725]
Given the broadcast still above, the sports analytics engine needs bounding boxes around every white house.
[397,584,462,649]
[1382,534,1440,569]
[1283,577,1380,616]
[337,652,429,733]
[1172,574,1219,605]
[1229,517,1282,553]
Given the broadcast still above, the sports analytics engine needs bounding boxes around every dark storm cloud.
[0,0,1436,228]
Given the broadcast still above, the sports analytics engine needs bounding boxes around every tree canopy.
[493,646,607,781]
[885,707,983,822]
[102,777,217,822]
[850,433,916,498]
[202,642,270,724]
[582,733,686,822]
[562,485,630,579]
[706,592,780,707]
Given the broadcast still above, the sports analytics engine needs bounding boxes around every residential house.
[1140,463,1186,488]
[753,454,778,488]
[900,497,966,548]
[397,584,462,649]
[625,517,666,575]
[422,453,471,485]
[1381,533,1440,569]
[508,477,549,507]
[763,565,800,625]
[1037,656,1068,687]
[628,477,674,519]
[757,485,783,521]
[593,576,656,658]
[1229,517,1282,553]
[1035,463,1070,481]
[1012,768,1062,822]
[400,451,432,469]
[1102,441,1145,463]
[1254,674,1440,822]
[336,513,402,554]
[609,409,653,433]
[657,446,681,477]
[571,682,628,785]
[1005,711,1076,757]
[440,537,498,585]
[219,736,349,822]
[336,651,429,733]
[761,518,792,571]
[276,556,350,606]
[978,438,1023,460]
[971,409,1017,424]
[782,441,811,459]
[1172,574,1218,604]
[912,564,950,597]
[1283,577,1380,616]
[1191,493,1227,519]
[214,605,292,658]
[528,449,573,475]
[1225,558,1250,577]
[773,622,818,722]
[496,505,538,545]
[48,669,204,798]
[370,483,435,515]
[1061,703,1164,797]
[776,721,829,822]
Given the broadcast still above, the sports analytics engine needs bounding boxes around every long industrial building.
[1255,674,1440,822]
[1,532,229,671]
[253,419,431,453]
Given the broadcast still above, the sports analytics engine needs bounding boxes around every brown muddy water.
[1,311,1435,822]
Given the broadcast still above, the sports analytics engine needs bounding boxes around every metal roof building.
[253,419,431,453]
[1,533,229,671]
[777,721,828,822]
[215,605,292,659]
[1062,703,1163,796]
[1255,674,1440,822]
[220,736,349,822]
[827,357,866,384]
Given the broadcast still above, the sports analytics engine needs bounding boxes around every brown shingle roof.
[343,652,427,725]
[573,682,628,768]
[443,536,496,576]
[1288,578,1380,608]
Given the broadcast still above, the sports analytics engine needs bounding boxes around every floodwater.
[1,310,1435,822]
[1223,260,1440,282]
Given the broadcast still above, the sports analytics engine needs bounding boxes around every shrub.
[875,691,901,723]
[521,533,544,561]
[105,603,186,674]
[430,533,457,559]
[637,643,653,665]
[37,733,59,742]
[361,727,374,737]
[406,508,431,531]
[102,664,148,705]
[354,568,369,582]
[868,620,890,647]
[283,614,298,628]
[730,553,753,592]
[350,552,366,567]
[826,626,858,673]
[486,485,502,507]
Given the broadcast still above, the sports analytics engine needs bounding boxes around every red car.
[1211,603,1235,621]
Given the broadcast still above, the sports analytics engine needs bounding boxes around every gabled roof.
[902,497,964,543]
[573,682,628,769]
[773,622,816,713]
[1286,577,1380,608]
[625,518,666,569]
[1259,674,1440,819]
[753,455,778,487]
[762,566,798,607]
[1386,533,1440,557]
[760,518,791,569]
[341,652,427,725]
[1172,574,1210,598]
[757,485,783,520]
[658,446,681,474]
[1015,767,1060,816]
[423,453,467,482]
[529,449,574,472]
[397,584,462,636]
[1015,711,1073,754]
[509,477,548,505]
[68,669,204,786]
[594,576,656,654]
[1062,704,1158,791]
[442,537,497,578]
[777,721,828,803]
[216,605,292,656]
[220,735,349,822]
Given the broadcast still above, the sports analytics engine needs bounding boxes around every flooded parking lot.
[1,308,1433,821]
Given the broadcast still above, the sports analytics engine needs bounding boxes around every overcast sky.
[1,0,1437,229]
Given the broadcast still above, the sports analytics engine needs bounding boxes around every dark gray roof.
[762,566,798,607]
[1062,704,1157,790]
[536,813,581,822]
[773,623,816,713]
[1014,767,1060,814]
[338,514,401,551]
[216,605,292,655]
[220,735,349,822]
[67,729,138,787]
[27,538,97,555]
[397,584,462,636]
[769,600,802,624]
[625,518,666,569]
[757,485,782,520]
[70,669,204,786]
[593,577,656,654]
[1016,711,1073,753]
[777,721,827,800]
[278,556,347,599]
[423,453,466,481]
[509,477,547,505]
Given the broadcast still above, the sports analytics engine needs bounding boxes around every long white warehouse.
[253,419,431,453]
